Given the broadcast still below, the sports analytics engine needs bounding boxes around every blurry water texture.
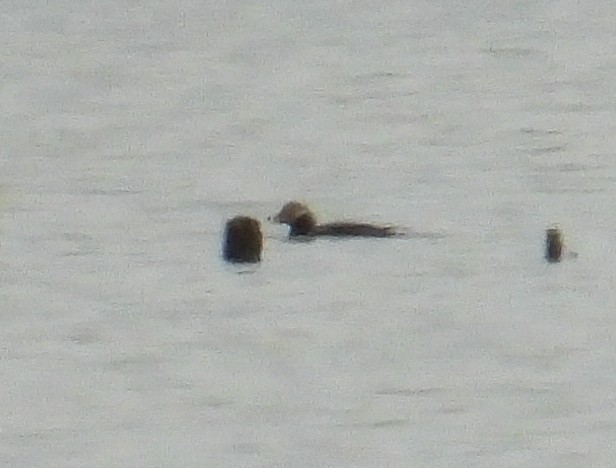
[2,0,616,466]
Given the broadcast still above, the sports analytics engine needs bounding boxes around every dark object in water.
[271,201,398,238]
[545,227,563,263]
[223,216,263,263]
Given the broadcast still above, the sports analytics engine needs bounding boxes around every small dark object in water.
[271,201,398,238]
[545,227,563,263]
[223,216,263,263]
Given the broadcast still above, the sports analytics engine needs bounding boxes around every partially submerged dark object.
[545,227,563,263]
[271,201,398,238]
[223,216,263,263]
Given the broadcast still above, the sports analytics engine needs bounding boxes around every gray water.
[2,1,616,466]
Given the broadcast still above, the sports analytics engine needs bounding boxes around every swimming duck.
[271,201,398,238]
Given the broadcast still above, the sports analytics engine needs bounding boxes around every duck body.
[272,201,398,238]
[312,222,396,238]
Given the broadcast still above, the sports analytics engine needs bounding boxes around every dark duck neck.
[289,212,318,236]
